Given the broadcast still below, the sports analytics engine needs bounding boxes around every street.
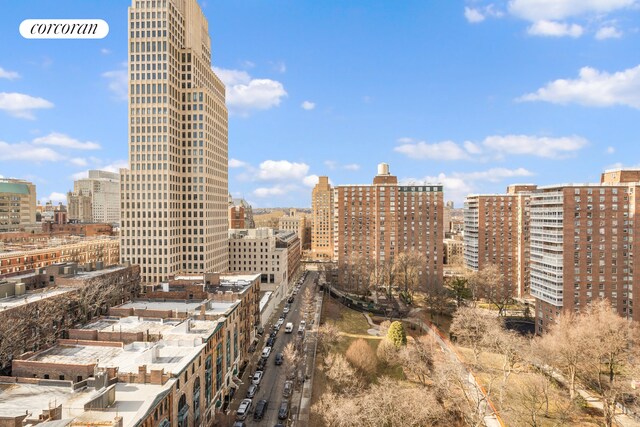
[229,270,318,426]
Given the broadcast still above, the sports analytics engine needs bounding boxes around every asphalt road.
[230,271,316,426]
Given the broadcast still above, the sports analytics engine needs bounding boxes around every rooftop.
[0,287,75,312]
[117,299,206,313]
[0,380,172,427]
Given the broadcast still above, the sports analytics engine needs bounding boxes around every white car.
[274,318,285,330]
[236,398,252,420]
[262,346,272,359]
[285,322,294,333]
[298,320,306,334]
[252,370,264,385]
[283,306,290,314]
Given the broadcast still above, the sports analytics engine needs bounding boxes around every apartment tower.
[463,184,536,299]
[311,176,334,260]
[530,169,640,333]
[0,178,37,233]
[120,0,229,283]
[68,170,120,224]
[333,164,443,289]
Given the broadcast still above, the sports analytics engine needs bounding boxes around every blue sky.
[0,0,639,208]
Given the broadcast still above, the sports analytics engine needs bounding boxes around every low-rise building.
[0,273,260,427]
[0,237,119,276]
[228,228,301,304]
[0,262,141,373]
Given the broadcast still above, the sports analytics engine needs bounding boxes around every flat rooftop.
[118,299,206,313]
[0,380,172,427]
[0,287,75,311]
[80,316,182,335]
[27,341,202,375]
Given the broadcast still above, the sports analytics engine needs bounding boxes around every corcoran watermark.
[20,19,109,39]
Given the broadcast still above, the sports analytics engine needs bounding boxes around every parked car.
[283,380,293,398]
[257,357,267,371]
[279,312,286,320]
[252,371,263,385]
[283,306,290,314]
[270,330,278,339]
[274,318,284,330]
[298,320,306,334]
[254,399,268,420]
[262,346,272,359]
[266,336,276,347]
[278,401,289,420]
[232,422,246,427]
[285,322,294,333]
[275,352,283,365]
[236,398,252,420]
[246,383,258,398]
[287,295,295,303]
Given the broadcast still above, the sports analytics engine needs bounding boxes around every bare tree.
[317,322,341,353]
[536,310,588,400]
[393,251,426,298]
[345,338,378,375]
[468,264,513,315]
[323,352,365,394]
[450,306,500,365]
[399,335,434,386]
[283,342,300,380]
[484,324,524,406]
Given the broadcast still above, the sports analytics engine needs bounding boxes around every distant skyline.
[1,0,639,207]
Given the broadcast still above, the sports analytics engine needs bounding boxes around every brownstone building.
[333,163,444,289]
[531,169,640,333]
[463,184,536,299]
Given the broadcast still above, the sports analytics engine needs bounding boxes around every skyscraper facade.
[463,185,535,299]
[333,164,444,289]
[120,0,229,284]
[311,176,334,260]
[530,170,640,333]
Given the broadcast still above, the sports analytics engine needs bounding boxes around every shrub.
[387,321,407,348]
[346,338,378,375]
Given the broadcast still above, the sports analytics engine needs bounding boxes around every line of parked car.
[233,273,312,425]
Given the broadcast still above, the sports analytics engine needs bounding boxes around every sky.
[0,0,639,208]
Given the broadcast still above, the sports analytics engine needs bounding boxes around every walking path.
[363,312,504,427]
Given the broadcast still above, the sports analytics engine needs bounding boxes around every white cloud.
[607,146,616,154]
[301,101,316,110]
[0,141,63,162]
[508,0,636,22]
[69,158,88,167]
[343,163,360,171]
[0,67,20,80]
[102,65,128,101]
[396,134,587,160]
[527,20,584,37]
[229,158,248,168]
[100,48,111,55]
[483,134,588,158]
[257,160,310,181]
[41,192,67,204]
[0,92,53,119]
[403,167,534,204]
[253,184,296,198]
[595,25,623,39]
[465,7,486,23]
[33,132,101,150]
[394,140,471,160]
[463,141,483,154]
[303,175,320,188]
[213,66,287,115]
[70,160,127,181]
[519,65,640,109]
[324,160,338,170]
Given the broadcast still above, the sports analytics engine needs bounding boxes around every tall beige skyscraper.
[311,176,333,260]
[121,0,229,284]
